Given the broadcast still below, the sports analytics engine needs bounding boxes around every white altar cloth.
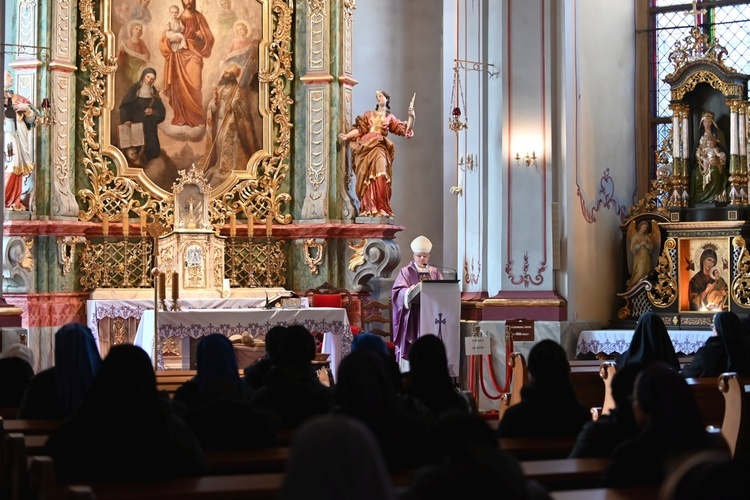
[87,296,274,352]
[576,329,712,356]
[134,307,351,377]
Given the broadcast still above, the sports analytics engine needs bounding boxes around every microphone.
[430,265,458,280]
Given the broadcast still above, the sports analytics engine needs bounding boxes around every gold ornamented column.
[728,99,743,204]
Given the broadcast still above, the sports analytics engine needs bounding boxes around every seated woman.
[174,333,276,449]
[616,312,680,371]
[18,323,102,419]
[569,363,643,458]
[278,414,397,500]
[496,340,590,439]
[44,344,207,482]
[681,311,750,378]
[405,334,469,418]
[601,362,727,488]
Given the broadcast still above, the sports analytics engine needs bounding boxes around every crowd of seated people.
[6,311,750,497]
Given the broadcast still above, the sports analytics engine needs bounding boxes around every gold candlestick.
[229,214,237,237]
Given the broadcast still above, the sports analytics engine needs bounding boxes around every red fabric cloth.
[312,294,343,308]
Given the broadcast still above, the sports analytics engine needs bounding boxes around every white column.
[672,113,681,159]
[731,108,739,155]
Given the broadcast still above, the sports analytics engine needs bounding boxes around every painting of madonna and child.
[679,238,730,313]
[110,0,264,192]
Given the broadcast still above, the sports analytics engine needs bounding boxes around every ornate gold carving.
[112,317,127,345]
[681,316,713,327]
[731,236,750,307]
[303,238,327,275]
[57,236,86,276]
[348,239,366,271]
[647,238,677,308]
[670,70,742,101]
[667,27,733,77]
[78,0,293,236]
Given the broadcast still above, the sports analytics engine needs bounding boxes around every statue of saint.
[690,111,727,204]
[4,70,37,211]
[338,90,415,218]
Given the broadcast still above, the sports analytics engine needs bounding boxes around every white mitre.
[411,235,432,253]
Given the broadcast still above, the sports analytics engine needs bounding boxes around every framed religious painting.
[678,237,731,313]
[77,0,292,217]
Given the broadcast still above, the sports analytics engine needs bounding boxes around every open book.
[118,122,145,149]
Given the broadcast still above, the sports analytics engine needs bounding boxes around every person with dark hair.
[278,414,397,500]
[243,325,286,391]
[44,344,207,482]
[335,348,433,472]
[0,349,34,409]
[569,362,643,458]
[681,312,750,378]
[250,325,335,430]
[174,333,276,450]
[404,411,538,500]
[18,323,102,419]
[601,362,726,488]
[405,334,468,418]
[616,312,680,371]
[338,89,415,218]
[119,67,166,163]
[497,339,590,438]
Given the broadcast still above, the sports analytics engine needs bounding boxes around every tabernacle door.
[416,280,461,377]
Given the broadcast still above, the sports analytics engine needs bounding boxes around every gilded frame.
[678,237,731,313]
[77,0,293,227]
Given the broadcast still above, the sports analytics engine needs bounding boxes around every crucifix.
[434,312,446,341]
[684,0,706,30]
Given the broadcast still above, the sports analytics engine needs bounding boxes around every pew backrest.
[718,372,750,459]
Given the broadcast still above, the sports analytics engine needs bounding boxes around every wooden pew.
[550,486,659,499]
[684,377,725,428]
[499,437,577,460]
[31,453,610,500]
[718,372,750,459]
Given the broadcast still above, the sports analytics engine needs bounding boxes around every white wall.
[351,1,446,273]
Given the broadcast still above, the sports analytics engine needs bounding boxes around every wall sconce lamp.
[515,151,537,167]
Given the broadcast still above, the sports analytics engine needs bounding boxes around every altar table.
[87,296,271,355]
[134,307,352,377]
[576,329,712,357]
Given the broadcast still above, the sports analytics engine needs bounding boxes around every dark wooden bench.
[550,486,659,499]
[30,453,610,499]
[718,372,750,459]
[499,436,577,460]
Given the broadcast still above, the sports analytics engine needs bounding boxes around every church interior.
[2,0,750,410]
[4,0,750,497]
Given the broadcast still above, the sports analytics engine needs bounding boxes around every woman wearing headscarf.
[0,344,35,409]
[496,339,590,439]
[44,344,207,482]
[681,312,750,378]
[18,323,102,419]
[601,362,726,487]
[174,333,276,449]
[250,325,335,430]
[616,312,680,371]
[278,414,397,500]
[405,334,469,418]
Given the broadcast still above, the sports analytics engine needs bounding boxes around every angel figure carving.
[626,220,661,288]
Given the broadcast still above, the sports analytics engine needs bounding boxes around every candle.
[172,271,179,301]
[266,216,273,237]
[158,273,166,302]
[102,213,109,237]
[140,212,147,235]
[122,208,130,237]
[229,214,237,237]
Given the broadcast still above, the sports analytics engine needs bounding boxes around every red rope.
[474,328,514,400]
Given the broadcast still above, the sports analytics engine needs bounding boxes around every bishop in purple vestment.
[392,235,443,362]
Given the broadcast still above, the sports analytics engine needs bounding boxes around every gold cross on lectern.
[685,0,707,30]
